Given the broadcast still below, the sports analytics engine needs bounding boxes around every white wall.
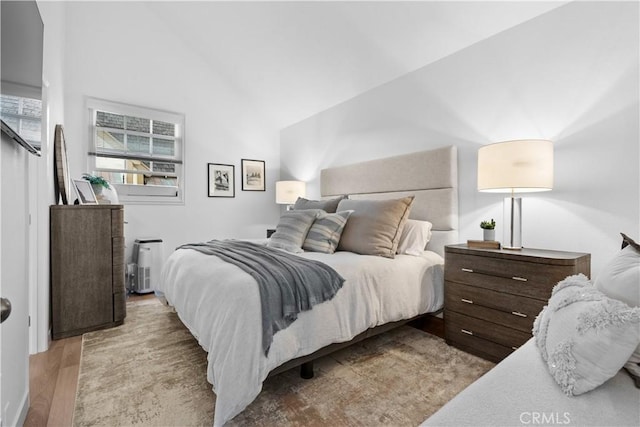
[34,0,66,353]
[62,2,281,260]
[281,1,639,277]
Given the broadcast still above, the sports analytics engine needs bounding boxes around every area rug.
[73,300,494,426]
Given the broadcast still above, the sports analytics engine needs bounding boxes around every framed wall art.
[208,163,235,198]
[241,159,265,191]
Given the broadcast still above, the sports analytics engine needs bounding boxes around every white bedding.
[423,339,640,426]
[159,245,444,426]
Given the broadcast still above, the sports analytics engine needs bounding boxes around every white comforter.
[159,245,444,426]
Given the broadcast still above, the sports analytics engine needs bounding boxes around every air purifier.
[131,238,163,294]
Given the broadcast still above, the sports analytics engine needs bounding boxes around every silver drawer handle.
[512,346,519,350]
[461,268,474,273]
[461,298,473,304]
[511,311,528,318]
[512,276,528,282]
[461,329,473,336]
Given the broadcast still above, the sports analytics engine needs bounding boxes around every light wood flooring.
[24,293,155,427]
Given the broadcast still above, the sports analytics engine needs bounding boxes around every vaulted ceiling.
[146,1,565,129]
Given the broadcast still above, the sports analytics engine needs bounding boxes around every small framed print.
[73,179,98,204]
[241,159,265,191]
[208,163,235,198]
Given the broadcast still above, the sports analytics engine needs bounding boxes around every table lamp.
[477,139,553,249]
[275,180,306,210]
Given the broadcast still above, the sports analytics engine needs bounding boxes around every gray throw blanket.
[178,240,345,356]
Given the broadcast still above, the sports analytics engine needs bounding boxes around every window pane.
[21,118,41,142]
[152,162,176,174]
[96,130,125,150]
[2,115,19,130]
[144,176,177,186]
[96,111,124,129]
[153,120,175,136]
[153,138,175,156]
[22,98,42,118]
[127,135,150,153]
[1,95,20,115]
[125,116,150,133]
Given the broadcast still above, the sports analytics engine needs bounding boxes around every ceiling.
[146,1,566,129]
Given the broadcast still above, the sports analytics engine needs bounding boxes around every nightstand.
[444,244,590,362]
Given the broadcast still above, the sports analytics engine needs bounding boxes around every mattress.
[159,244,444,426]
[422,339,640,426]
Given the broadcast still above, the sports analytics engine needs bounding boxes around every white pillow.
[533,274,640,395]
[594,238,640,385]
[396,219,432,256]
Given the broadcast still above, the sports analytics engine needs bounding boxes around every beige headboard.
[320,146,458,257]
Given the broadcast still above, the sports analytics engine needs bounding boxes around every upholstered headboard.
[320,146,458,257]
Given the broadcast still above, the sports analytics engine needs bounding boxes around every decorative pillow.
[302,210,353,254]
[396,219,433,256]
[293,195,347,213]
[266,209,320,253]
[532,274,640,395]
[594,233,640,387]
[336,196,414,258]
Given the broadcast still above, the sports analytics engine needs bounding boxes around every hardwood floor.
[24,293,155,427]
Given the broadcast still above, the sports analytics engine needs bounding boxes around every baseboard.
[8,391,29,427]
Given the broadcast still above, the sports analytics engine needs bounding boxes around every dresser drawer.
[445,311,531,350]
[445,253,568,300]
[445,320,515,362]
[446,282,545,333]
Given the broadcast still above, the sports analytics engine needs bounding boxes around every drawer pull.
[512,346,519,350]
[461,298,474,304]
[512,276,528,282]
[511,311,528,318]
[461,329,473,336]
[461,268,474,273]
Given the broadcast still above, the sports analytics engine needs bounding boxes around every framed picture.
[208,163,235,198]
[241,159,265,191]
[73,179,98,204]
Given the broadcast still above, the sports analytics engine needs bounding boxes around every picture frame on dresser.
[73,179,98,205]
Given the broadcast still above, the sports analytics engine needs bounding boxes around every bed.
[159,146,458,426]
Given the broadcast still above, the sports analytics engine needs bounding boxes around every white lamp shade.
[477,139,553,193]
[275,180,306,204]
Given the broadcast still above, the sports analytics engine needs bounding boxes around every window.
[0,93,42,149]
[87,98,185,204]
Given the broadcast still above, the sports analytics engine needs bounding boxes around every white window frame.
[86,97,185,205]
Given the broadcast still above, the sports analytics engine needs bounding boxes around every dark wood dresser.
[444,244,590,362]
[50,204,126,339]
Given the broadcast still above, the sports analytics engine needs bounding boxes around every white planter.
[483,229,495,241]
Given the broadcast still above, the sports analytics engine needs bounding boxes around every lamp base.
[503,196,522,250]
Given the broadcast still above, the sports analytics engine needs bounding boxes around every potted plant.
[480,218,496,241]
[82,173,110,197]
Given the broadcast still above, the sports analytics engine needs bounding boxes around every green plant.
[82,173,110,189]
[480,218,496,230]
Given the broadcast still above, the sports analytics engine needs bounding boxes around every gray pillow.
[293,195,347,213]
[302,210,353,254]
[532,274,640,396]
[267,210,320,253]
[336,196,414,258]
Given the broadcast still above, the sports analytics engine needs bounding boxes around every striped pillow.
[303,210,353,254]
[267,209,320,253]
